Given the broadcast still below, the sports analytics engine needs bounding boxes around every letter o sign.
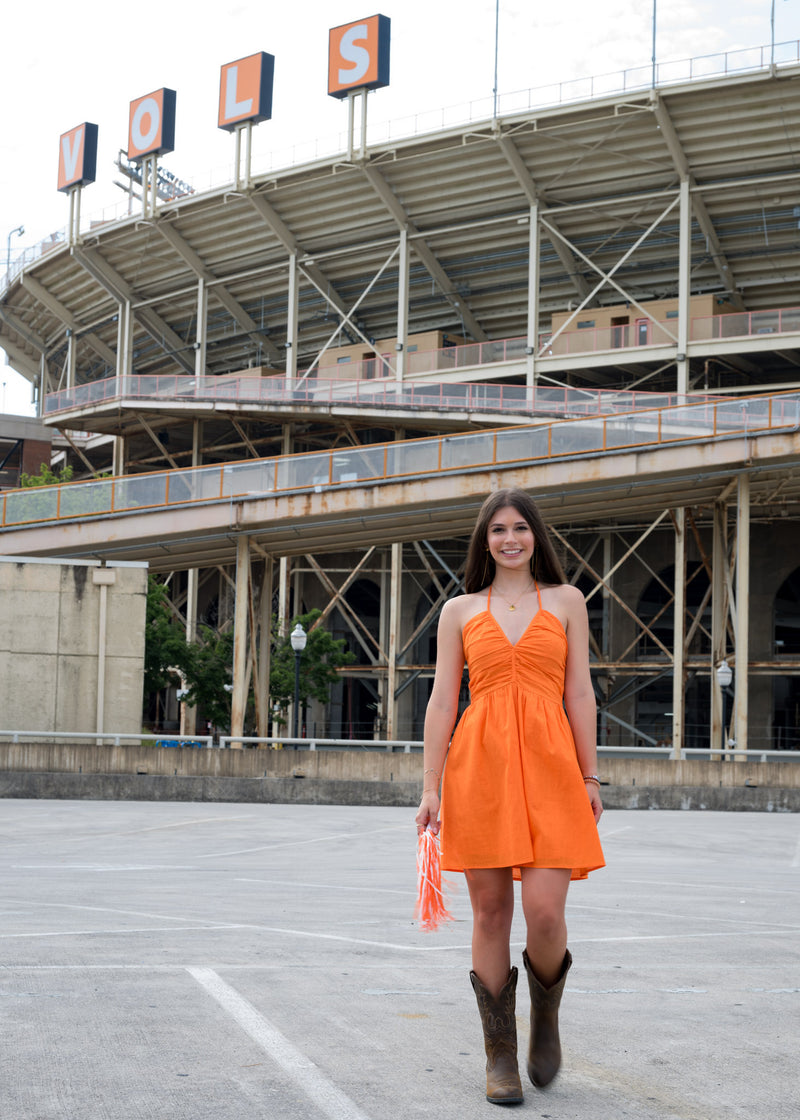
[128,88,176,160]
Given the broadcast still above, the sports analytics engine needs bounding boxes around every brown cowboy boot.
[522,948,572,1088]
[469,967,524,1105]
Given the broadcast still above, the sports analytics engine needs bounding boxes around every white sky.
[1,0,796,417]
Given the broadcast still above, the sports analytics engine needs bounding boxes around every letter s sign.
[328,14,390,100]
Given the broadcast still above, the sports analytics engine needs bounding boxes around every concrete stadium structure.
[1,47,800,755]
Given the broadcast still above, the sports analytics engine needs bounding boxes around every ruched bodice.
[439,588,605,881]
[462,609,567,705]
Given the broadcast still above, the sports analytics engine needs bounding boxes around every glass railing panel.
[57,478,112,517]
[550,417,606,455]
[168,466,223,503]
[657,404,714,442]
[779,308,800,333]
[440,431,496,470]
[603,413,663,449]
[113,474,168,510]
[749,312,781,336]
[386,439,440,477]
[275,452,332,491]
[495,426,550,462]
[331,445,386,483]
[221,460,275,496]
[3,487,59,524]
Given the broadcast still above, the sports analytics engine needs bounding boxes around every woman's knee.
[525,903,566,944]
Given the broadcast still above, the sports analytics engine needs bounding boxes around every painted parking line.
[187,967,373,1120]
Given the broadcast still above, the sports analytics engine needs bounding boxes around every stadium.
[1,28,800,757]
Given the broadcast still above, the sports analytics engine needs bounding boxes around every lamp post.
[5,225,24,281]
[716,658,733,756]
[290,623,307,742]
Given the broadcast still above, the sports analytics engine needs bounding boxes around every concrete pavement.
[0,800,798,1120]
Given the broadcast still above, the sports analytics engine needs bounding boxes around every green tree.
[143,576,190,698]
[269,609,355,724]
[19,463,73,487]
[182,626,235,731]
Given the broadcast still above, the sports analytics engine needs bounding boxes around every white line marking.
[196,823,407,860]
[0,925,251,940]
[597,825,633,839]
[188,967,373,1120]
[236,877,414,897]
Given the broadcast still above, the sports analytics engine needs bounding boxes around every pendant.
[508,605,517,611]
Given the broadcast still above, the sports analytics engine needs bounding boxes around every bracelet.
[424,768,440,780]
[583,774,601,786]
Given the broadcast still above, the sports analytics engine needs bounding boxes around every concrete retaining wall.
[1,742,798,810]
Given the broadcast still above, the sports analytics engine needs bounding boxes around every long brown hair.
[464,488,566,593]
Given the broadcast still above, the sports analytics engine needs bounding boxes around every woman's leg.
[519,868,573,1089]
[465,867,523,1103]
[519,867,570,985]
[464,866,515,995]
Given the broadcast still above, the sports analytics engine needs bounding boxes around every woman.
[415,488,604,1105]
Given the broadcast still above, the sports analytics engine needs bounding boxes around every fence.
[5,391,798,530]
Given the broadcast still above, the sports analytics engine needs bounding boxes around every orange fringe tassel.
[415,828,454,932]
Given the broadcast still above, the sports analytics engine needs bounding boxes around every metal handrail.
[43,363,714,420]
[0,731,213,748]
[3,391,799,530]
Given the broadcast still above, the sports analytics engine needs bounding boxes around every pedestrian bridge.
[2,392,799,571]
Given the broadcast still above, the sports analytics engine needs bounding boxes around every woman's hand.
[415,791,441,836]
[586,783,603,824]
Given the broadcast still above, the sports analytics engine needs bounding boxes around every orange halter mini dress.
[440,584,605,880]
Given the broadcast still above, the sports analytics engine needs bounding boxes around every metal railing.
[43,364,713,420]
[3,41,798,294]
[1,731,798,762]
[4,392,799,529]
[0,731,213,748]
[541,305,800,357]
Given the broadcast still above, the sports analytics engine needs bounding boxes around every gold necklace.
[492,580,534,612]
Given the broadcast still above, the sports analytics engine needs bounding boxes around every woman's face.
[486,505,535,572]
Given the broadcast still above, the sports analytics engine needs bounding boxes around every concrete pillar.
[735,474,750,753]
[231,535,250,747]
[671,508,686,758]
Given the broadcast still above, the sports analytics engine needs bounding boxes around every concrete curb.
[1,770,799,810]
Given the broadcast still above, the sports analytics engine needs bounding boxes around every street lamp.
[716,658,733,755]
[290,623,307,742]
[5,225,24,281]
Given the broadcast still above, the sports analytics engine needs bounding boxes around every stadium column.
[66,329,76,391]
[734,474,750,754]
[396,230,409,381]
[526,202,540,396]
[385,541,403,739]
[195,278,208,378]
[116,300,133,392]
[256,556,274,738]
[286,253,298,380]
[231,534,251,747]
[710,500,728,755]
[677,178,691,399]
[671,508,687,759]
[182,420,203,736]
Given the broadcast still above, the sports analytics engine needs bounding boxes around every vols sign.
[57,123,98,192]
[127,88,176,160]
[328,14,390,99]
[218,52,275,130]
